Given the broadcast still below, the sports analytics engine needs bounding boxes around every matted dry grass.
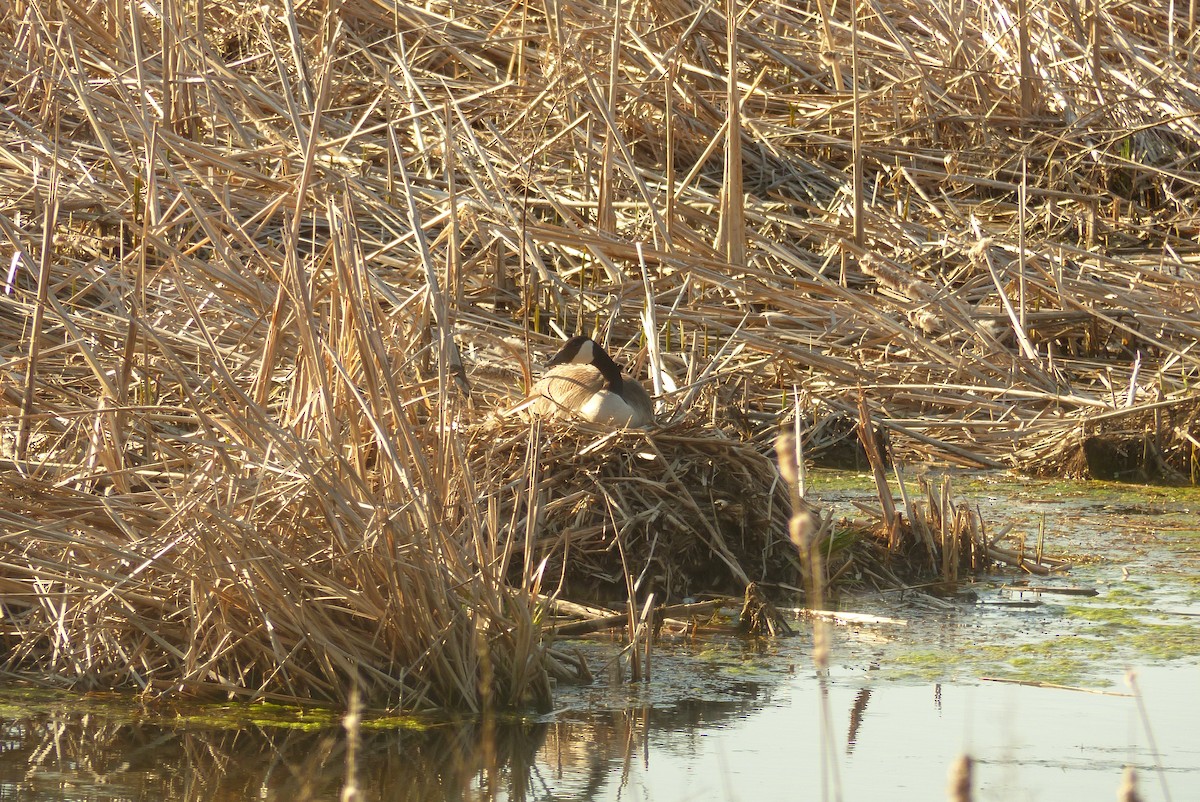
[464,416,799,601]
[2,0,1200,708]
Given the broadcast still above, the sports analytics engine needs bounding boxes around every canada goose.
[528,335,654,428]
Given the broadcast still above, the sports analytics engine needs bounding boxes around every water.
[1,473,1197,801]
[538,641,1198,802]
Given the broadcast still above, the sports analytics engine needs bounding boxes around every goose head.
[546,335,600,368]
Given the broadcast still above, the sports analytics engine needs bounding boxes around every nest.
[1018,396,1200,484]
[463,417,801,602]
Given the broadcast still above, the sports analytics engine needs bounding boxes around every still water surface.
[2,473,1197,801]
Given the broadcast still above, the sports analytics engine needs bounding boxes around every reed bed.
[2,0,1199,707]
[465,415,800,601]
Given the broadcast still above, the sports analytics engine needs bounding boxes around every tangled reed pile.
[465,417,799,601]
[2,0,1200,708]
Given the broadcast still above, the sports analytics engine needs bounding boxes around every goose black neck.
[592,348,625,392]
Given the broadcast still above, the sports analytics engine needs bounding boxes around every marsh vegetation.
[1,0,1199,715]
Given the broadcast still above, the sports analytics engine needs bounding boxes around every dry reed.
[2,0,1199,708]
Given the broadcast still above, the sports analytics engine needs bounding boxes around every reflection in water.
[846,687,871,752]
[1,657,1197,801]
[0,686,772,802]
[0,704,550,802]
[0,657,775,802]
[536,683,773,800]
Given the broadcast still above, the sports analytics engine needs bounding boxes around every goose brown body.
[528,336,654,428]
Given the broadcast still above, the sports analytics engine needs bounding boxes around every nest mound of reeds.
[1017,396,1200,484]
[464,416,799,602]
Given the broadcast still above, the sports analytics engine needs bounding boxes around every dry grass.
[1,0,1199,708]
[464,415,798,601]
